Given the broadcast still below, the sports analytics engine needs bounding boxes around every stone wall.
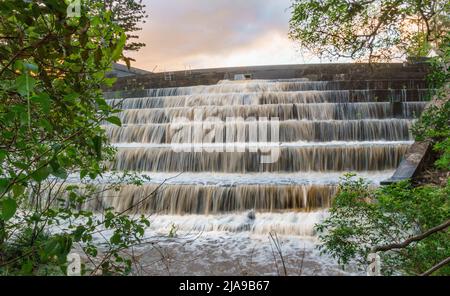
[106,63,429,91]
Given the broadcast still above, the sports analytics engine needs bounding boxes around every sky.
[126,0,324,72]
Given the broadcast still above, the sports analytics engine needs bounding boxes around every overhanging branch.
[372,220,450,252]
[420,256,450,276]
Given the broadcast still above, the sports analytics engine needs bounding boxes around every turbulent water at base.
[70,78,427,275]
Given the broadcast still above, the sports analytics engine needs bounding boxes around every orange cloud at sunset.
[124,0,324,71]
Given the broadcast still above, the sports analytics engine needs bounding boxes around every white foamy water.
[80,230,359,275]
[66,171,394,186]
[68,211,361,275]
[138,211,326,236]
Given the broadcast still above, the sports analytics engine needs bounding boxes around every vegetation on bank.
[290,0,449,275]
[0,0,150,275]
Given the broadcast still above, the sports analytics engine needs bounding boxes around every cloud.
[126,0,319,71]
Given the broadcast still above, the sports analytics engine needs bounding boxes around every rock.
[247,209,255,220]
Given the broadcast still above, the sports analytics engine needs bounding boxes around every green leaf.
[44,238,59,256]
[103,77,117,87]
[51,167,67,179]
[49,158,60,171]
[80,169,88,179]
[2,131,13,140]
[12,184,25,197]
[73,225,86,241]
[63,93,79,102]
[110,232,121,245]
[31,93,51,112]
[94,47,103,64]
[13,161,28,170]
[0,149,6,162]
[112,33,126,61]
[30,166,51,182]
[92,135,102,159]
[0,178,9,194]
[105,116,121,126]
[38,118,53,132]
[15,74,36,96]
[20,260,33,275]
[1,198,17,221]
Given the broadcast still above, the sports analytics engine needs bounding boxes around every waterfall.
[105,119,414,143]
[67,184,336,215]
[111,102,425,124]
[74,78,427,236]
[111,144,410,172]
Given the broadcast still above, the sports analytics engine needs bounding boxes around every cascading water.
[99,79,427,226]
[70,78,427,274]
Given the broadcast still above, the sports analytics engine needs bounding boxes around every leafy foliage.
[291,1,450,276]
[413,97,450,170]
[412,32,450,170]
[316,174,450,275]
[0,0,150,275]
[98,0,148,55]
[289,0,450,61]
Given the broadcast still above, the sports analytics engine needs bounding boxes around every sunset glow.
[126,0,323,71]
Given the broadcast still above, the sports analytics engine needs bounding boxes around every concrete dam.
[95,63,429,274]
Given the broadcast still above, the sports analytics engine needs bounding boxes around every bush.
[0,0,149,275]
[316,174,450,275]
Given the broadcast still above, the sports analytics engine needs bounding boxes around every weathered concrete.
[380,141,431,185]
[106,63,428,91]
[108,63,152,77]
[381,96,446,185]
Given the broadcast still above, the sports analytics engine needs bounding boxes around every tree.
[314,36,449,276]
[0,0,149,275]
[289,0,449,61]
[290,1,450,275]
[101,0,148,54]
[316,174,450,275]
[412,32,450,171]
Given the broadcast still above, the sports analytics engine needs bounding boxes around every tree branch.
[420,256,450,276]
[372,220,450,252]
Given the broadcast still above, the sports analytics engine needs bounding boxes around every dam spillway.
[36,60,427,275]
[91,76,428,231]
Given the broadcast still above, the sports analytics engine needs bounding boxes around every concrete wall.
[107,63,153,78]
[106,63,429,91]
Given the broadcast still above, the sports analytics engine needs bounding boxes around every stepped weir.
[91,64,430,240]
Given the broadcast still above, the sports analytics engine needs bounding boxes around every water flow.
[95,78,426,236]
